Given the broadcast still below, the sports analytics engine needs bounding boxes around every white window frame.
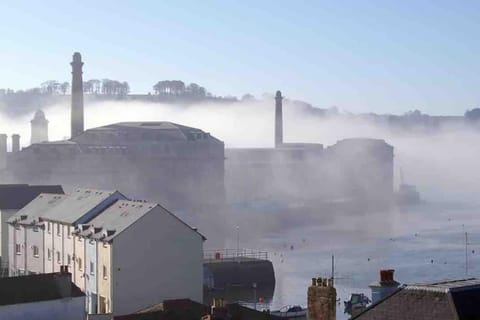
[32,246,39,258]
[56,251,61,264]
[47,248,51,260]
[57,224,61,236]
[103,265,107,280]
[15,243,21,255]
[90,262,95,275]
[78,258,83,271]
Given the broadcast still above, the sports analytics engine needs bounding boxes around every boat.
[270,305,307,319]
[344,293,371,315]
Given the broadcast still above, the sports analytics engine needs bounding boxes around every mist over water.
[2,99,480,315]
[3,99,480,202]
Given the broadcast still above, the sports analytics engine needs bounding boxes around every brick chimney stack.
[307,277,336,320]
[369,269,400,303]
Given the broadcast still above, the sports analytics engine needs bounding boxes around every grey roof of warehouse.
[77,200,206,242]
[0,184,64,210]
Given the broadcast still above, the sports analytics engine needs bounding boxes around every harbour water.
[230,200,480,319]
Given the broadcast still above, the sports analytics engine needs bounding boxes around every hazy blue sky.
[0,1,479,115]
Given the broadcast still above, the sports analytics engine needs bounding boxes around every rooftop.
[41,188,123,224]
[0,184,64,210]
[353,278,480,320]
[0,272,84,306]
[8,193,67,225]
[78,199,205,242]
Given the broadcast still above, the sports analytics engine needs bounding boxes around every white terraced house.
[8,189,125,277]
[8,189,205,316]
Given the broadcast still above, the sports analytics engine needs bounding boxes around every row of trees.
[83,79,130,96]
[152,80,210,98]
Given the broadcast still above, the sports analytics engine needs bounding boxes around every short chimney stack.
[369,269,400,303]
[0,134,7,169]
[12,134,20,152]
[307,277,336,320]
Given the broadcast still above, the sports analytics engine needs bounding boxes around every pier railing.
[204,249,268,262]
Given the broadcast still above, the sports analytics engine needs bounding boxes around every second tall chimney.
[71,52,84,139]
[275,90,283,148]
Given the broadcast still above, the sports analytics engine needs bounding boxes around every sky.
[0,1,479,115]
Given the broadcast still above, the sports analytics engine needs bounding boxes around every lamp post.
[236,226,240,258]
[253,282,257,310]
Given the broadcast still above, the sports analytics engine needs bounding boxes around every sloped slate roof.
[352,278,480,320]
[82,200,206,241]
[8,193,67,225]
[41,188,121,224]
[0,184,64,210]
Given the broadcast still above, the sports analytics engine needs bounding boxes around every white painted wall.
[25,225,44,274]
[0,296,85,320]
[1,209,18,266]
[44,222,54,274]
[111,206,203,315]
[9,224,26,275]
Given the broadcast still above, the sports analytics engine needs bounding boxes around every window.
[15,224,20,230]
[47,249,51,260]
[32,246,39,258]
[78,258,82,271]
[103,265,107,280]
[57,224,61,235]
[56,251,61,264]
[90,262,95,275]
[67,227,71,238]
[47,222,51,233]
[15,243,21,255]
[67,254,71,265]
[33,226,38,232]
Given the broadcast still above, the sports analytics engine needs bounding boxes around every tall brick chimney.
[307,277,336,320]
[71,52,84,139]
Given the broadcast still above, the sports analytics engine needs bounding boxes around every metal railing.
[204,249,268,261]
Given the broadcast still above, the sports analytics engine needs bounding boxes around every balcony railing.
[204,249,268,262]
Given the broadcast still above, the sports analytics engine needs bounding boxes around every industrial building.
[225,91,394,208]
[0,52,394,227]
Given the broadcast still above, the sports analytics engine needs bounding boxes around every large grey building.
[0,53,393,235]
[225,91,394,209]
